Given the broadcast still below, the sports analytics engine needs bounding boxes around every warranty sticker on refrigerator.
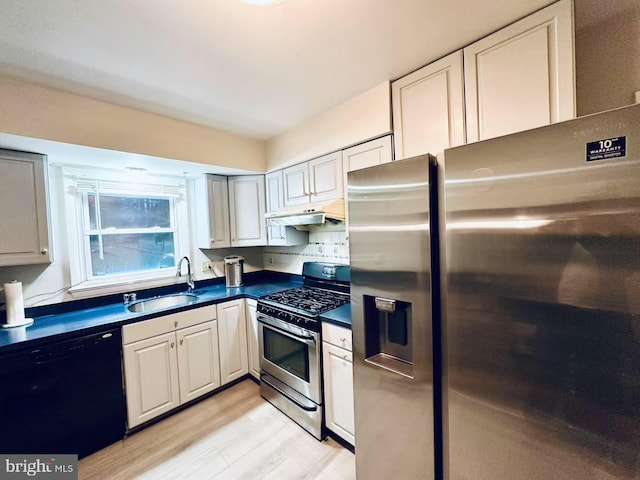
[586,136,626,162]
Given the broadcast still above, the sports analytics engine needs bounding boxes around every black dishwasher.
[0,328,126,458]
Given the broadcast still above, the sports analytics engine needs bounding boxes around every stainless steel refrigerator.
[348,154,441,479]
[348,104,640,480]
[444,104,640,479]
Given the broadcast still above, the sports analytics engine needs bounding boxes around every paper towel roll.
[4,281,26,325]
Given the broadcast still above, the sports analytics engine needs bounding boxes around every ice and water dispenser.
[363,295,413,378]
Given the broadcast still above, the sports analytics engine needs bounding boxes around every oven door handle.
[260,374,319,412]
[258,318,316,344]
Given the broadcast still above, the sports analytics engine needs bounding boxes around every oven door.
[258,314,321,404]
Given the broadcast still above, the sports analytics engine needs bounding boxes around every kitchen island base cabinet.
[122,305,220,429]
[322,322,355,446]
[217,299,249,385]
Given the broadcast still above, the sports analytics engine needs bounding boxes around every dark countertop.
[0,274,302,352]
[320,303,352,329]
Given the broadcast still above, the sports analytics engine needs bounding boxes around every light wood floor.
[79,379,355,480]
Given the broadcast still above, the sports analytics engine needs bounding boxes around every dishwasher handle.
[29,329,120,365]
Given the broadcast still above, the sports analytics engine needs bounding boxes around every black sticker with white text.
[586,136,626,162]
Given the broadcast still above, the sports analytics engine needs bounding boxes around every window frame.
[64,169,190,297]
[81,192,179,281]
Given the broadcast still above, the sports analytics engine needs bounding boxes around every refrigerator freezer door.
[348,154,439,479]
[444,104,640,479]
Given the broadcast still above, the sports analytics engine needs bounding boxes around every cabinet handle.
[342,354,348,360]
[180,339,184,346]
[174,321,178,328]
[210,239,214,244]
[170,342,175,348]
[340,337,346,342]
[40,248,48,255]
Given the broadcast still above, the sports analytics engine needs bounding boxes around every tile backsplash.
[263,223,349,274]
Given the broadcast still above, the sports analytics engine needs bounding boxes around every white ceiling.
[0,0,559,141]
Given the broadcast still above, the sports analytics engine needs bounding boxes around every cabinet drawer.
[123,305,217,344]
[322,322,352,351]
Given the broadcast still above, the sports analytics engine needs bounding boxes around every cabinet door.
[245,299,260,380]
[464,0,574,142]
[0,149,51,265]
[195,175,231,249]
[343,136,393,200]
[283,163,310,206]
[217,299,249,385]
[265,171,287,245]
[123,332,179,428]
[392,51,465,160]
[176,321,221,403]
[322,342,355,445]
[265,171,309,246]
[228,175,267,247]
[309,152,343,202]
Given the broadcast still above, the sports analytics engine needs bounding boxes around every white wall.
[574,0,640,116]
[266,81,392,171]
[0,76,266,172]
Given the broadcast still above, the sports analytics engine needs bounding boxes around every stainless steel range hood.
[265,199,345,228]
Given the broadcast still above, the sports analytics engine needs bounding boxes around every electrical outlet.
[202,261,213,272]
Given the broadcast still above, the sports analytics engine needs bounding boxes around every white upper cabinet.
[392,51,466,160]
[283,152,343,207]
[282,162,310,207]
[228,175,267,247]
[195,175,231,249]
[308,151,343,203]
[464,0,575,142]
[265,171,308,246]
[0,149,51,266]
[342,136,393,188]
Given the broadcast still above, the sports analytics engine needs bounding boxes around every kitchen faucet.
[176,256,194,293]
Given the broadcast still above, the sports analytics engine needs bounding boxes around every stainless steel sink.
[127,293,198,313]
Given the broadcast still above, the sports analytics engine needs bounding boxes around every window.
[83,193,177,278]
[64,169,188,293]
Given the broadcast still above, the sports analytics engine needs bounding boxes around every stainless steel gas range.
[257,262,350,439]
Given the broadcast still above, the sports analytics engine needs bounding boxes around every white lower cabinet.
[122,305,220,429]
[217,299,249,385]
[176,322,221,404]
[123,332,180,428]
[322,322,355,446]
[245,299,260,379]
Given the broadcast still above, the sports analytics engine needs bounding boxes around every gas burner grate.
[260,286,349,315]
